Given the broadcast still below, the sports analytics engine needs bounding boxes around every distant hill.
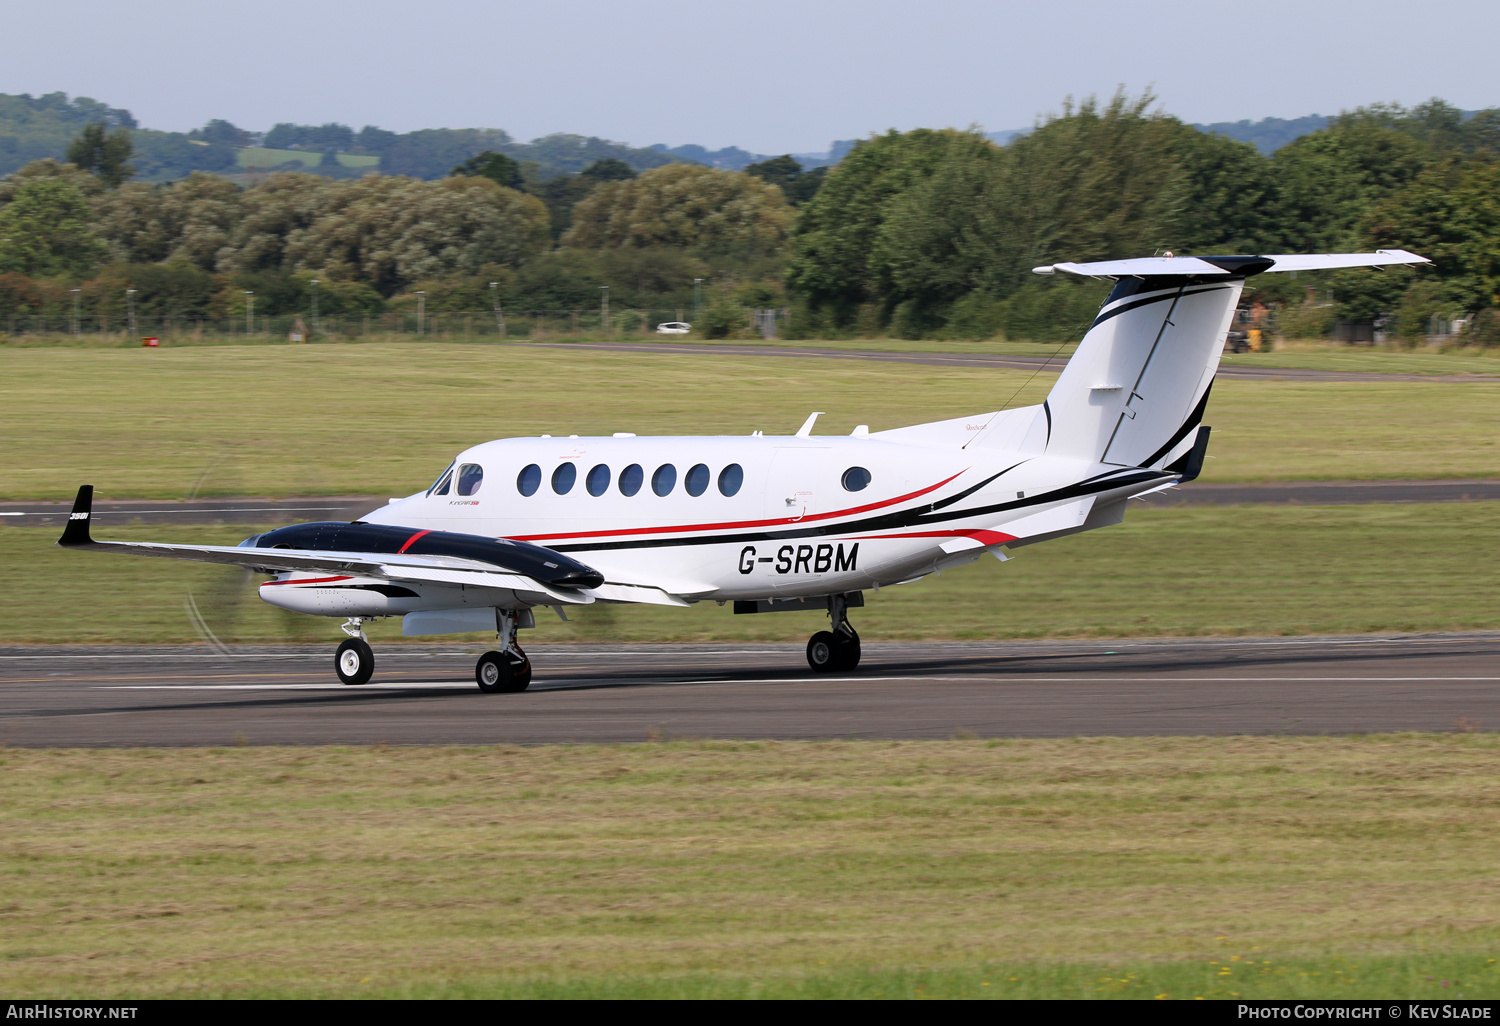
[1190,114,1331,154]
[1,91,1489,184]
[0,92,136,178]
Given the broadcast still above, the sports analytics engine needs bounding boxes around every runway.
[3,633,1497,747]
[527,341,1500,383]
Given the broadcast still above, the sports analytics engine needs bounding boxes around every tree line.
[1,91,1496,343]
[789,93,1500,342]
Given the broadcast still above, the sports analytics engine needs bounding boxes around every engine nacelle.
[257,573,427,617]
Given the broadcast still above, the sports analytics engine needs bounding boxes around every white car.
[655,322,691,335]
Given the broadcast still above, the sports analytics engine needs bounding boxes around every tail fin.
[1033,250,1428,468]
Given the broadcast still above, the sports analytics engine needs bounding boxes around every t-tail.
[1033,250,1428,472]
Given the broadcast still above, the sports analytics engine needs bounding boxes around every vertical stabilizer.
[1039,267,1253,468]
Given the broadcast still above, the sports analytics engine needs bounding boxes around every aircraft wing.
[56,486,592,605]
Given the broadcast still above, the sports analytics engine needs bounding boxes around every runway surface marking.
[94,675,1500,690]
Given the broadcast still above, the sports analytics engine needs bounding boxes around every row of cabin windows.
[429,461,873,499]
[519,462,741,497]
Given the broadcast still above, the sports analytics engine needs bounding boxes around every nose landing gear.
[807,594,861,673]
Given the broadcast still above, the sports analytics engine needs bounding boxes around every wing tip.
[57,485,94,547]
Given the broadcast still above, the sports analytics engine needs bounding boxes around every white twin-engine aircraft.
[59,251,1427,691]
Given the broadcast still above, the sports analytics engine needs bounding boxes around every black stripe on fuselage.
[548,467,1170,554]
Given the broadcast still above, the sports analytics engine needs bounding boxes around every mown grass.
[1,737,1498,998]
[1,344,1499,501]
[1223,345,1500,377]
[3,503,1496,645]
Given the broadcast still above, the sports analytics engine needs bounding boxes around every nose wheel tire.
[335,638,374,686]
[477,650,531,693]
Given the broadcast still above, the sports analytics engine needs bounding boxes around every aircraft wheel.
[509,649,533,690]
[833,631,861,671]
[477,651,528,693]
[807,631,840,673]
[335,638,374,686]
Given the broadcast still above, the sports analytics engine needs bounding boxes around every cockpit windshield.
[427,461,455,496]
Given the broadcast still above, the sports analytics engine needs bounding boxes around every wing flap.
[585,582,693,607]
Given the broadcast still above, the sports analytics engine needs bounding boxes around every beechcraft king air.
[58,251,1428,691]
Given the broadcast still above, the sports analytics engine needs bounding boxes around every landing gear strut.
[335,618,374,685]
[477,608,532,693]
[807,594,860,673]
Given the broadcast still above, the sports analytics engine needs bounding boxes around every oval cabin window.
[552,463,577,495]
[842,467,872,492]
[586,464,611,497]
[652,464,676,496]
[619,463,643,496]
[516,464,541,496]
[718,463,744,497]
[456,464,484,496]
[685,463,710,496]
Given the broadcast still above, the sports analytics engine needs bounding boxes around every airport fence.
[0,307,790,343]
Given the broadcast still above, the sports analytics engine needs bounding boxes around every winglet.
[57,485,94,547]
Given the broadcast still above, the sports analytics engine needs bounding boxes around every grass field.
[234,147,379,170]
[2,737,1497,998]
[3,503,1496,645]
[2,344,1498,501]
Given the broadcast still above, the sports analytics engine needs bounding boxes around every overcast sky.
[5,0,1495,154]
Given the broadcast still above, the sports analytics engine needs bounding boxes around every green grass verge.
[2,737,1497,998]
[1222,347,1500,376]
[2,344,1498,500]
[235,147,378,169]
[4,503,1496,645]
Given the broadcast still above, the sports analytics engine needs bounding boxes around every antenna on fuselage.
[795,412,824,438]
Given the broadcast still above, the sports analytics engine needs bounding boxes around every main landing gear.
[331,610,534,692]
[476,608,532,694]
[807,593,861,673]
[335,619,375,685]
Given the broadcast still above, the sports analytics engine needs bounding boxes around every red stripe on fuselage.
[260,575,355,587]
[854,529,1016,546]
[398,529,431,553]
[511,471,966,543]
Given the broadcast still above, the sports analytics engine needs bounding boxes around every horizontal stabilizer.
[1034,250,1428,279]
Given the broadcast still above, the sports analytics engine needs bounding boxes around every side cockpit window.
[428,462,454,496]
[456,463,484,496]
